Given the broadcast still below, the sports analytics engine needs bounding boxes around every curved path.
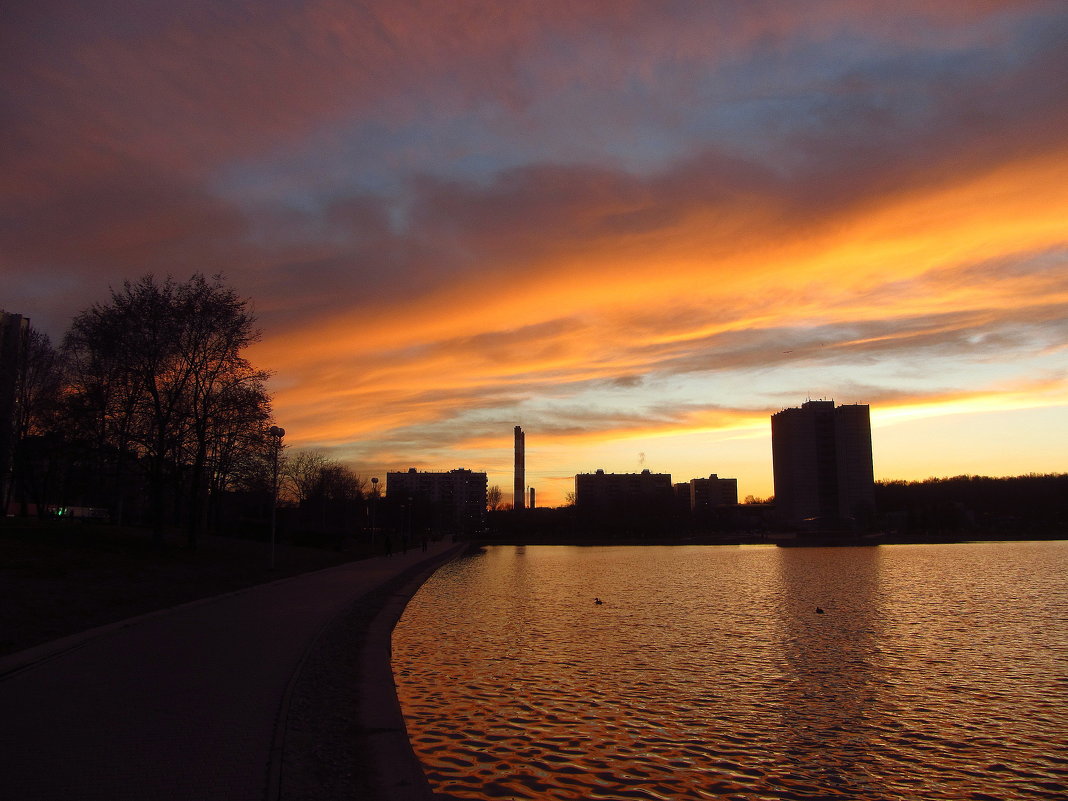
[0,541,463,801]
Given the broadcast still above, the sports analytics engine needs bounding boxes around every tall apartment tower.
[513,425,525,510]
[771,400,874,526]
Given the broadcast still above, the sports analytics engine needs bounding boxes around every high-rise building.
[513,425,525,510]
[386,467,488,536]
[771,400,874,526]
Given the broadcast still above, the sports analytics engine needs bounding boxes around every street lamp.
[370,477,379,552]
[269,425,285,568]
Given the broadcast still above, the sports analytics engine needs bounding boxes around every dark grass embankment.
[0,519,369,657]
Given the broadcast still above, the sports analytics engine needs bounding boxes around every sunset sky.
[3,1,1067,505]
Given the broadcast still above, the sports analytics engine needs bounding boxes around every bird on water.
[594,597,604,605]
[816,606,825,614]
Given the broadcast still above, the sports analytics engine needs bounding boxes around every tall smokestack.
[514,425,525,510]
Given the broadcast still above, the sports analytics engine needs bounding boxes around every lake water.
[392,542,1068,800]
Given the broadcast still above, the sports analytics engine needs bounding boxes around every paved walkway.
[0,540,463,801]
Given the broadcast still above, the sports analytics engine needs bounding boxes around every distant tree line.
[875,474,1068,535]
[482,474,1066,543]
[8,274,277,548]
[278,448,373,547]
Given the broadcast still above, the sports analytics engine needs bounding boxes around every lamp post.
[269,425,285,568]
[370,477,378,553]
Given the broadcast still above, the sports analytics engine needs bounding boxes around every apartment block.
[771,400,874,526]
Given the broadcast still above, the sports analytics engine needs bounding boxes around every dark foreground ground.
[0,520,368,657]
[1,519,453,800]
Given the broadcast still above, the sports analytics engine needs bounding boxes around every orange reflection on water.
[394,543,1068,801]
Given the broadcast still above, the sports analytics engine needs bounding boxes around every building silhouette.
[386,467,488,537]
[513,425,525,510]
[688,474,739,513]
[575,468,673,514]
[771,400,874,526]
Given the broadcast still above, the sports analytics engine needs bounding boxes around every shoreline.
[474,531,1068,547]
[279,545,464,801]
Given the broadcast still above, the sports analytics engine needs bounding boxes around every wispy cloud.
[4,0,1067,501]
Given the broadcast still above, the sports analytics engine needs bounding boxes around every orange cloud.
[6,1,1067,504]
[259,143,1068,381]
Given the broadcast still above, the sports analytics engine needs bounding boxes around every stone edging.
[275,545,465,800]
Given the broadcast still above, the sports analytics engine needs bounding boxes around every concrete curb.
[273,543,466,800]
[357,545,464,800]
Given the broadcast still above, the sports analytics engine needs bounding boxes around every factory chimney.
[514,425,525,510]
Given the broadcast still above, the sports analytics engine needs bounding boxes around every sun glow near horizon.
[254,147,1068,505]
[5,2,1067,506]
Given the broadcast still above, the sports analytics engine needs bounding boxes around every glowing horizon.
[4,1,1066,506]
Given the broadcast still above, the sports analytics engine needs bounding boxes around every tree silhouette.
[282,448,367,544]
[63,274,272,546]
[7,326,65,514]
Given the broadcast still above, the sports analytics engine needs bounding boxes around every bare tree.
[282,449,330,505]
[8,326,66,514]
[64,301,142,522]
[283,448,367,542]
[319,463,367,502]
[63,273,272,546]
[284,449,367,506]
[203,377,274,525]
[15,328,64,438]
[487,484,503,511]
[174,277,269,546]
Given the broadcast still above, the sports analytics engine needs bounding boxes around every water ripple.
[394,542,1068,801]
